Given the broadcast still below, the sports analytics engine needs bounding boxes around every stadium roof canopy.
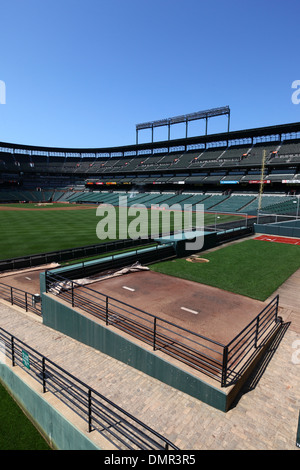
[0,121,300,156]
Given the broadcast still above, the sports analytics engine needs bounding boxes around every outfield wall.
[0,238,155,273]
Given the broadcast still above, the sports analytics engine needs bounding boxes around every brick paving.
[0,298,299,450]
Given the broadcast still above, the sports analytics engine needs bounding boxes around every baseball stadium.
[0,109,299,451]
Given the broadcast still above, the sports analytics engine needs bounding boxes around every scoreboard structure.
[135,106,230,144]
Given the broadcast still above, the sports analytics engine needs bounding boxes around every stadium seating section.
[1,129,300,216]
[0,187,299,218]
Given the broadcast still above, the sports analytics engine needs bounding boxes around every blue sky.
[0,0,299,149]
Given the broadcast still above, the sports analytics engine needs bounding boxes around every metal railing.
[0,282,41,316]
[46,271,225,382]
[224,295,281,385]
[45,271,282,387]
[256,212,300,224]
[0,326,179,450]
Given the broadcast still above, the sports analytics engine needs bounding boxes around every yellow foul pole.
[258,150,266,211]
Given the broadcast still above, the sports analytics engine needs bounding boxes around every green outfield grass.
[0,204,244,260]
[0,207,101,259]
[150,239,300,301]
[0,382,51,450]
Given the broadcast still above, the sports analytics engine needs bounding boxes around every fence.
[45,271,281,387]
[0,238,155,273]
[205,212,299,233]
[0,282,41,316]
[0,326,179,450]
[223,295,281,385]
[204,211,250,232]
[54,243,176,280]
[255,213,299,225]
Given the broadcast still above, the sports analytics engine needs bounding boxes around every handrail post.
[45,271,48,293]
[11,336,15,367]
[106,297,109,325]
[42,357,46,393]
[221,345,228,387]
[153,317,157,351]
[275,295,279,322]
[25,292,28,312]
[71,281,74,307]
[88,389,92,432]
[11,287,13,305]
[254,316,260,349]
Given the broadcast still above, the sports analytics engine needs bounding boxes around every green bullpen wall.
[40,278,230,412]
[0,363,99,450]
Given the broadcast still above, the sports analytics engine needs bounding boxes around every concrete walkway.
[267,268,300,335]
[0,296,299,451]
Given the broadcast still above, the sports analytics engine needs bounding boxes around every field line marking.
[181,306,198,315]
[122,286,135,292]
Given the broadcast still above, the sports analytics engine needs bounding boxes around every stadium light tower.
[135,106,230,144]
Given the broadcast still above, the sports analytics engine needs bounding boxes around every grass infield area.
[151,239,300,301]
[0,203,244,260]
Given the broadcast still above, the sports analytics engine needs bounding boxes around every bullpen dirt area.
[73,269,265,345]
[1,263,267,345]
[0,264,58,294]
